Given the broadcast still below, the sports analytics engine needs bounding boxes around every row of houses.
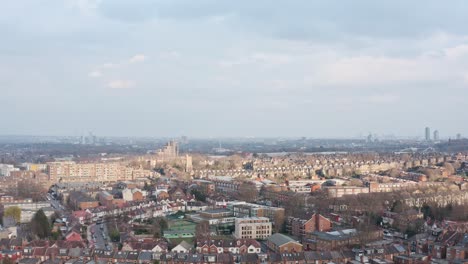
[73,199,191,224]
[8,245,409,264]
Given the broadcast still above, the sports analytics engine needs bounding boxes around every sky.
[1,0,468,138]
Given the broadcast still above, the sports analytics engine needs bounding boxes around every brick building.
[266,233,303,253]
[286,213,332,240]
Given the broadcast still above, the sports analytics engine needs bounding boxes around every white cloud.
[66,0,102,15]
[444,44,468,60]
[159,51,180,59]
[364,94,400,104]
[129,54,147,63]
[304,48,466,87]
[107,80,135,89]
[101,62,120,69]
[88,70,102,78]
[219,52,292,68]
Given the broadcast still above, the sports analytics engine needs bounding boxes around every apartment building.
[47,161,150,183]
[234,217,272,240]
[286,213,332,240]
[0,164,19,177]
[229,202,285,230]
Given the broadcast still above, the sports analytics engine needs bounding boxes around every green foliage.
[4,206,21,223]
[242,162,254,171]
[405,220,424,237]
[154,167,165,175]
[143,182,152,191]
[172,164,183,171]
[190,189,206,202]
[421,204,433,219]
[424,203,468,221]
[109,229,120,242]
[31,209,51,239]
[391,200,406,213]
[51,231,61,241]
[50,212,61,227]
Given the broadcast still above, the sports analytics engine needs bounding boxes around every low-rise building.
[196,239,261,254]
[97,191,113,208]
[324,186,369,198]
[229,202,285,231]
[189,208,236,227]
[266,233,303,253]
[122,188,144,202]
[234,217,272,240]
[68,191,99,210]
[286,213,332,240]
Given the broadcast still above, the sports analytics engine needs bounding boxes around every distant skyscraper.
[425,127,431,141]
[456,133,462,140]
[433,130,439,141]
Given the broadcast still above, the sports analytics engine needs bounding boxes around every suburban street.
[88,223,113,251]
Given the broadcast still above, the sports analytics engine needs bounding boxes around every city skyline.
[2,1,468,137]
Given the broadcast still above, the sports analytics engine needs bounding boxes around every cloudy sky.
[2,0,468,138]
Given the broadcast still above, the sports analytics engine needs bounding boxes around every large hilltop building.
[156,141,179,161]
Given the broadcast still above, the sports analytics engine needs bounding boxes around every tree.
[31,209,51,239]
[4,206,21,223]
[2,256,14,264]
[51,231,61,241]
[11,180,46,202]
[109,229,120,242]
[151,217,168,238]
[284,194,306,218]
[391,200,408,213]
[387,168,401,178]
[242,162,254,171]
[273,210,285,233]
[420,168,441,181]
[443,162,455,175]
[191,189,206,202]
[237,182,259,203]
[195,221,211,240]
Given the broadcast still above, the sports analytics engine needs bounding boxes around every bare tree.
[195,221,211,240]
[12,180,47,202]
[237,182,259,202]
[443,162,455,175]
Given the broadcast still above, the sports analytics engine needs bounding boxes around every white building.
[122,188,144,201]
[0,164,19,177]
[234,217,272,240]
[171,241,192,253]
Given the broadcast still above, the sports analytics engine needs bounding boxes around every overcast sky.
[2,0,468,138]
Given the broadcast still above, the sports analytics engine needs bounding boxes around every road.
[88,223,113,251]
[47,193,65,212]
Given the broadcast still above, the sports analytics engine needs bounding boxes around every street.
[88,223,113,251]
